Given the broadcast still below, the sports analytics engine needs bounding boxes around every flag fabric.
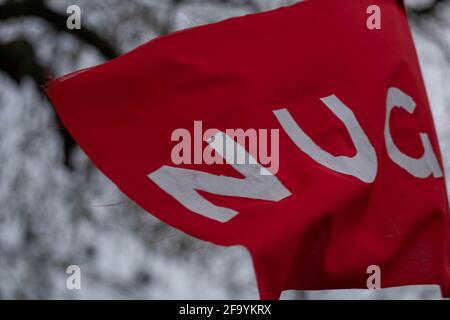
[47,0,450,299]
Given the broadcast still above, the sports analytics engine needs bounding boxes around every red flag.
[47,0,450,299]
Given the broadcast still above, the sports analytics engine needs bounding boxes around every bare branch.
[0,0,119,59]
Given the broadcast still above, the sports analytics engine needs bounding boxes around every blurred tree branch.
[0,38,47,85]
[0,0,119,59]
[0,0,121,170]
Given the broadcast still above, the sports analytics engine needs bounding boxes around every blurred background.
[0,0,449,299]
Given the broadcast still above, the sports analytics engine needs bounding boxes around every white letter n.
[148,132,291,223]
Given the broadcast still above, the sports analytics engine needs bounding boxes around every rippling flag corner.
[47,0,450,299]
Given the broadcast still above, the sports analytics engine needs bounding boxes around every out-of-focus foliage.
[0,0,449,299]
